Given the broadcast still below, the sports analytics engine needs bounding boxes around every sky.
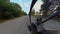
[10,0,43,14]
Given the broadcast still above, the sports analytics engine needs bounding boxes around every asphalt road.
[0,16,60,34]
[0,16,31,34]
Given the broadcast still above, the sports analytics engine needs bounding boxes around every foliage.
[20,11,27,16]
[41,0,51,17]
[0,0,27,19]
[31,9,35,15]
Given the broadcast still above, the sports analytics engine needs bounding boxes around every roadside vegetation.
[0,0,27,23]
[0,0,27,19]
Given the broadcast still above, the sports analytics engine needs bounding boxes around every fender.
[29,0,37,24]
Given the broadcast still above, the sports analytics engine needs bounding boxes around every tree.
[0,0,23,19]
[31,9,35,15]
[10,3,22,17]
[0,0,11,19]
[20,11,27,16]
[0,0,27,19]
[41,0,51,17]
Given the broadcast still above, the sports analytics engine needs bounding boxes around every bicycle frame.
[28,0,60,34]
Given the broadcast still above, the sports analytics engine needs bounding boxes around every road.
[0,16,60,34]
[0,16,31,34]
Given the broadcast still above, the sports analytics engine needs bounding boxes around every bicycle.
[28,0,60,34]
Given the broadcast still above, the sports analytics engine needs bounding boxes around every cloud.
[18,0,32,14]
[24,2,29,7]
[18,0,22,6]
[33,0,43,12]
[18,0,31,8]
[24,2,31,8]
[10,0,43,14]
